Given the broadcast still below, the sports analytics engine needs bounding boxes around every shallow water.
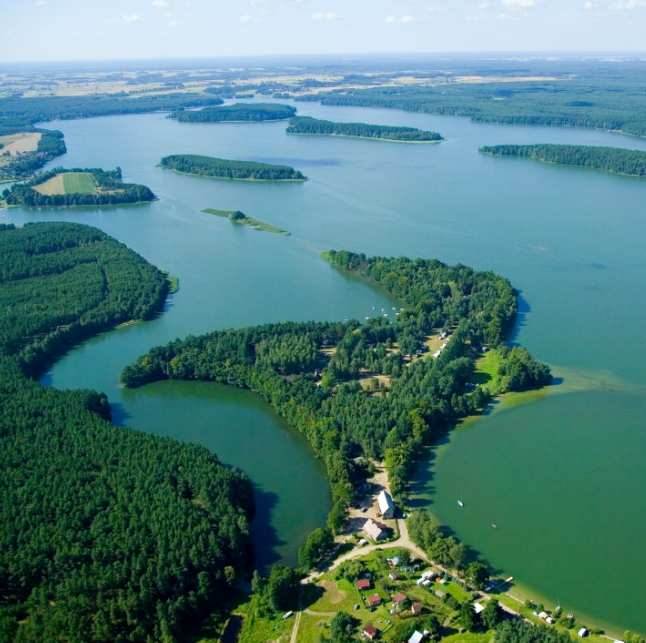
[6,97,646,628]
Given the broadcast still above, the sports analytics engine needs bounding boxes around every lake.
[6,97,646,632]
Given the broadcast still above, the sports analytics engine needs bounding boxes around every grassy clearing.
[202,208,290,235]
[443,632,494,643]
[34,172,97,196]
[236,599,293,643]
[62,172,97,194]
[298,612,332,643]
[472,349,504,395]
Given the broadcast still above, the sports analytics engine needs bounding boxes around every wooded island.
[170,102,296,123]
[480,144,646,177]
[160,154,307,181]
[286,116,443,142]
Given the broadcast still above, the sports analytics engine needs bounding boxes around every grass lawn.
[443,631,495,643]
[235,599,293,643]
[62,172,97,194]
[472,350,504,395]
[309,577,358,613]
[298,612,332,643]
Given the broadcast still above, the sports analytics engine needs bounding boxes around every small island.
[480,144,646,178]
[160,154,307,182]
[169,102,296,123]
[2,167,156,207]
[286,116,443,142]
[202,208,290,235]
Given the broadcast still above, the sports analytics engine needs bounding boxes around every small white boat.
[491,523,497,529]
[457,500,464,508]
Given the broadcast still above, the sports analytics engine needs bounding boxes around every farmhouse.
[377,490,395,518]
[363,518,388,541]
[392,592,408,607]
[366,594,382,609]
[356,578,371,591]
[363,623,379,640]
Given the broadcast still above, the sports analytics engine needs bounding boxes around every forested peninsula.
[0,222,254,641]
[286,116,443,142]
[160,154,307,182]
[0,129,66,181]
[3,167,156,207]
[480,144,646,177]
[123,250,550,570]
[170,102,296,123]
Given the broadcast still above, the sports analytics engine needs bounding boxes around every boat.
[491,523,497,529]
[457,500,464,508]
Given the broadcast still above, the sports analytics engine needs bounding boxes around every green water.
[6,98,646,629]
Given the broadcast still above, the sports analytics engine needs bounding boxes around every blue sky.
[3,0,646,62]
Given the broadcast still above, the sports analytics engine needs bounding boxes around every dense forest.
[0,129,66,180]
[480,144,646,177]
[0,223,254,641]
[3,166,156,207]
[160,154,307,181]
[286,116,443,141]
[0,93,223,132]
[169,102,296,123]
[304,77,646,137]
[123,250,550,568]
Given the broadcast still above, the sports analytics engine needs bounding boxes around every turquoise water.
[5,98,646,629]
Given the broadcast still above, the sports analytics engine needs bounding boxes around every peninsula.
[2,167,156,207]
[170,102,296,123]
[286,115,443,142]
[202,208,290,235]
[160,154,307,182]
[480,144,646,178]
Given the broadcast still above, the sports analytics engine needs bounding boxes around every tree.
[459,602,477,631]
[327,499,347,535]
[481,599,503,629]
[466,561,489,589]
[266,565,299,612]
[327,611,359,643]
[298,527,334,570]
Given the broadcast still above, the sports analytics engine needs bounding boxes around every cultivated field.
[0,132,41,156]
[34,172,97,195]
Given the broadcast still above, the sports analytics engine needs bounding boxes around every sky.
[2,0,646,63]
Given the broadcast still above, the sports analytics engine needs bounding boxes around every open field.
[34,172,97,196]
[0,132,41,156]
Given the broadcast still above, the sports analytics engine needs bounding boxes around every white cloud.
[610,0,646,8]
[122,13,142,23]
[386,14,417,23]
[35,0,46,6]
[584,0,594,8]
[152,0,169,7]
[239,14,252,22]
[502,0,537,7]
[312,11,337,20]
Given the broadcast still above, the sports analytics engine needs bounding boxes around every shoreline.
[161,167,307,183]
[287,131,443,144]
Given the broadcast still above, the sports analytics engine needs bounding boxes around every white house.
[377,490,395,518]
[408,631,425,643]
[363,518,388,541]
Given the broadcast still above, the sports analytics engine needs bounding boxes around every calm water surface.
[6,98,646,629]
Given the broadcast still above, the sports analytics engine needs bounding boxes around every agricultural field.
[0,132,41,156]
[34,171,97,195]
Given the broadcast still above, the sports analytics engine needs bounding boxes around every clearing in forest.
[34,172,97,195]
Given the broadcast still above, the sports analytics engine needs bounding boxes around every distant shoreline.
[287,131,442,144]
[162,167,307,183]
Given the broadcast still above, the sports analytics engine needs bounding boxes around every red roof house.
[356,578,371,591]
[363,623,379,640]
[367,594,382,608]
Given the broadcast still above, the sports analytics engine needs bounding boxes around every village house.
[356,578,371,591]
[363,518,388,541]
[408,631,426,643]
[377,490,395,519]
[363,623,379,640]
[411,602,423,616]
[392,592,408,608]
[366,594,382,609]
